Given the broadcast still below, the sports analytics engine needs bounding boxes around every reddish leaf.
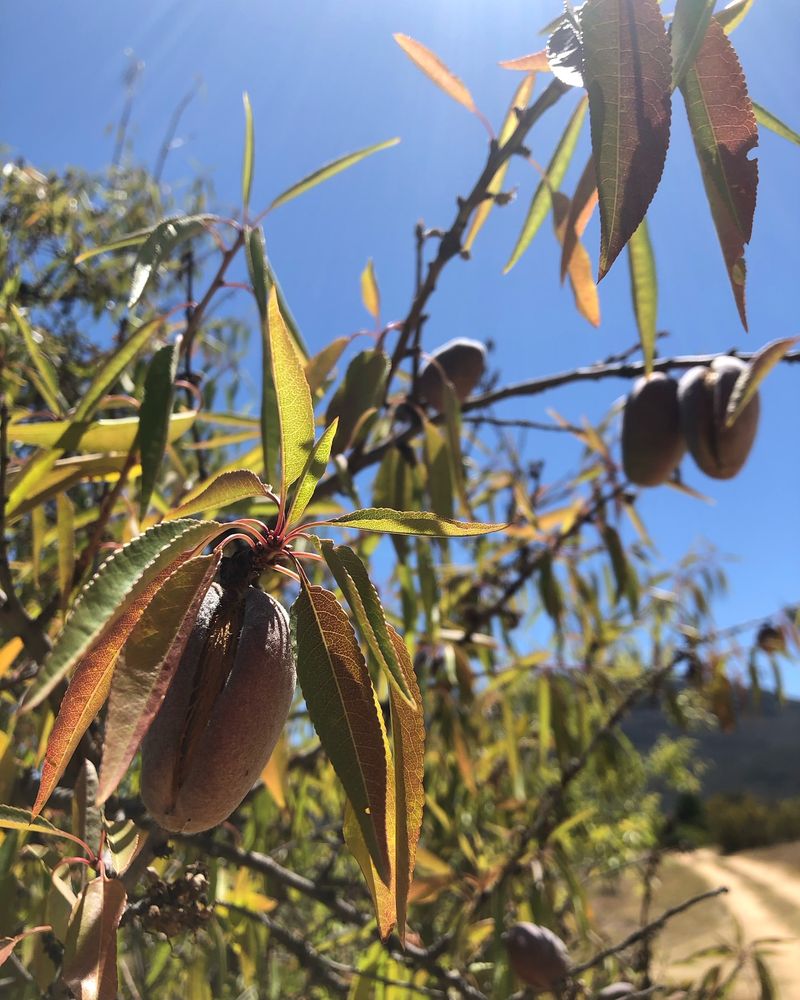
[0,926,51,968]
[582,0,672,279]
[679,19,758,329]
[552,193,600,326]
[62,876,126,1000]
[394,34,477,115]
[559,155,599,283]
[499,50,551,72]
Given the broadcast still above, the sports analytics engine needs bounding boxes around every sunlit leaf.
[241,92,255,216]
[725,337,800,428]
[360,259,380,322]
[464,73,537,252]
[558,155,598,283]
[0,804,82,843]
[325,349,390,454]
[266,286,315,494]
[128,216,212,308]
[8,410,195,453]
[324,507,505,537]
[716,0,756,33]
[138,338,181,518]
[343,797,395,941]
[167,469,275,520]
[582,0,672,279]
[552,192,599,326]
[393,33,477,114]
[627,219,658,374]
[504,96,587,273]
[11,305,64,414]
[680,19,758,329]
[304,336,352,395]
[291,583,391,882]
[62,877,126,1000]
[285,421,338,528]
[268,138,400,213]
[753,101,800,146]
[499,50,551,72]
[98,552,221,802]
[671,0,717,89]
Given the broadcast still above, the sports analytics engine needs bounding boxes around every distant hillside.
[623,692,800,800]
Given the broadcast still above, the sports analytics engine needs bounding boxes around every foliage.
[0,3,798,998]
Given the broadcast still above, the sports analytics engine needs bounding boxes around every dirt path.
[677,848,800,997]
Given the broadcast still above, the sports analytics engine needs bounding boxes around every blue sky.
[3,1,799,688]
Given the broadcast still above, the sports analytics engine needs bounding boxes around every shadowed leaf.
[292,583,391,882]
[627,219,658,374]
[559,155,599,283]
[304,336,352,395]
[716,0,756,33]
[505,96,587,273]
[324,507,505,537]
[268,139,400,212]
[98,552,221,802]
[671,0,716,89]
[167,469,275,520]
[753,101,800,146]
[138,338,181,518]
[11,305,65,415]
[393,33,477,113]
[680,19,758,329]
[725,337,800,428]
[582,0,672,279]
[286,421,338,527]
[325,349,390,454]
[0,926,51,968]
[73,224,162,264]
[546,12,585,87]
[0,805,85,843]
[128,216,212,308]
[62,877,126,1000]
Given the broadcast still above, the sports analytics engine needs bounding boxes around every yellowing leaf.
[627,219,658,374]
[499,50,551,72]
[324,508,505,537]
[725,337,800,428]
[360,259,380,322]
[8,410,195,453]
[394,33,477,114]
[167,469,275,520]
[62,877,126,1000]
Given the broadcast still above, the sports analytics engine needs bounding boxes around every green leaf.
[138,339,181,518]
[23,520,219,712]
[242,92,255,216]
[73,225,156,265]
[716,0,756,33]
[464,72,537,253]
[304,336,351,395]
[325,349,390,454]
[319,540,414,703]
[754,953,777,1000]
[360,259,380,322]
[504,96,587,273]
[267,287,315,495]
[268,138,400,213]
[62,877,126,1000]
[680,19,758,329]
[128,216,213,308]
[753,101,800,146]
[323,508,505,537]
[582,0,672,279]
[538,674,551,766]
[602,524,637,612]
[98,552,221,802]
[422,420,454,520]
[8,410,195,454]
[245,226,270,320]
[11,305,65,414]
[285,421,338,528]
[291,583,392,882]
[0,804,81,843]
[393,34,477,114]
[725,337,800,428]
[56,493,75,606]
[167,469,275,520]
[671,0,717,90]
[627,219,658,375]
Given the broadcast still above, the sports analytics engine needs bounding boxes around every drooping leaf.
[128,216,212,308]
[285,421,338,528]
[671,0,717,90]
[601,523,638,613]
[266,286,315,494]
[680,19,758,328]
[31,524,220,815]
[73,224,159,264]
[241,92,255,216]
[304,336,352,395]
[386,625,424,943]
[167,469,275,520]
[464,73,537,252]
[552,192,600,326]
[558,154,599,283]
[725,337,800,428]
[582,0,672,279]
[546,11,585,88]
[499,50,551,72]
[324,508,505,537]
[137,338,181,518]
[11,305,65,414]
[97,552,221,802]
[62,877,126,1000]
[319,540,414,704]
[343,796,396,941]
[627,218,658,374]
[753,101,800,146]
[291,583,391,882]
[325,349,390,454]
[504,96,587,273]
[360,259,380,322]
[716,0,756,33]
[393,34,477,114]
[8,410,195,454]
[0,926,51,969]
[268,139,400,213]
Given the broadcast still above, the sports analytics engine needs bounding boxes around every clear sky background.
[2,1,799,690]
